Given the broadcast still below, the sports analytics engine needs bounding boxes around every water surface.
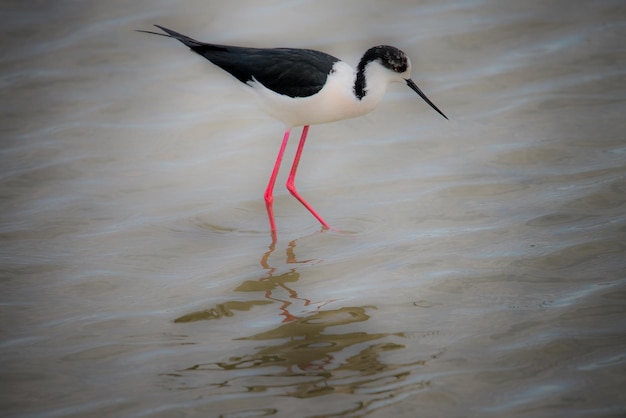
[1,0,625,417]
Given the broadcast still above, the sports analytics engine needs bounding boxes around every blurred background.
[1,0,625,416]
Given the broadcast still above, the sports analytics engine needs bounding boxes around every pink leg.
[265,129,292,240]
[286,126,330,229]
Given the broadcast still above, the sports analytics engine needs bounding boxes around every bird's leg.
[286,125,330,229]
[265,129,291,240]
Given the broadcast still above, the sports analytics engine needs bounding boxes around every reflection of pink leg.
[265,129,291,240]
[286,126,330,229]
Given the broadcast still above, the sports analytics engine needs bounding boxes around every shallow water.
[2,0,625,417]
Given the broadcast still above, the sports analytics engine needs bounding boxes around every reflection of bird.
[138,25,447,239]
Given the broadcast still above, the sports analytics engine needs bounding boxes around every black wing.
[140,25,340,98]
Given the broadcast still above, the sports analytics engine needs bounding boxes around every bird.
[138,25,447,241]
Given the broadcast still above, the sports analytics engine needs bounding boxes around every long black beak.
[406,78,448,120]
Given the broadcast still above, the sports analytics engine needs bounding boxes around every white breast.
[247,61,389,128]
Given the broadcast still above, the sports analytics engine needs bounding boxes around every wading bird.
[138,25,447,241]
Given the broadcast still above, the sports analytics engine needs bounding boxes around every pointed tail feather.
[136,24,204,49]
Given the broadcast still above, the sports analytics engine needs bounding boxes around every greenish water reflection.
[169,240,443,409]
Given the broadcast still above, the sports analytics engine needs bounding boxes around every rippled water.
[2,0,625,417]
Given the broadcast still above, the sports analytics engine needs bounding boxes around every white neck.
[249,60,404,128]
[358,61,399,105]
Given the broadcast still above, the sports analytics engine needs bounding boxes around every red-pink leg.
[286,125,330,229]
[265,129,291,240]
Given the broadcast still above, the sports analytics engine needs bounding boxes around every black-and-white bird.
[138,25,447,240]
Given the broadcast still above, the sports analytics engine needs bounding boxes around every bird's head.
[360,45,447,119]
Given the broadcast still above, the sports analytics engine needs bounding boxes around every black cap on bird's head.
[360,45,448,120]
